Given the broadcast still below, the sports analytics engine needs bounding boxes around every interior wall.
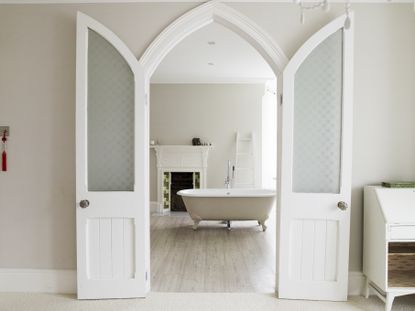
[0,3,414,272]
[149,83,264,202]
[261,81,277,189]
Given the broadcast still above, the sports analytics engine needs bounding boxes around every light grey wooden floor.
[150,209,276,293]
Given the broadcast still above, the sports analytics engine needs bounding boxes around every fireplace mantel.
[151,145,212,213]
[151,145,211,169]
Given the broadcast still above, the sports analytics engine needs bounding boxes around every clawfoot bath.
[178,188,275,231]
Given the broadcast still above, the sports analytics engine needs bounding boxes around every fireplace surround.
[151,145,211,213]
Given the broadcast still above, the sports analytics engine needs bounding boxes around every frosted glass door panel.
[87,30,135,191]
[292,30,343,194]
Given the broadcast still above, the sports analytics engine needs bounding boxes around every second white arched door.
[278,13,354,301]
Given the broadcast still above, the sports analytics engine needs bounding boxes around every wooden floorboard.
[150,209,276,292]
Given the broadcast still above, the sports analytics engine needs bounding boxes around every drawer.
[389,225,415,241]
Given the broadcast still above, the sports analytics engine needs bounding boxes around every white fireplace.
[151,145,211,214]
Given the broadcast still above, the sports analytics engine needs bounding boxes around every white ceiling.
[151,23,275,84]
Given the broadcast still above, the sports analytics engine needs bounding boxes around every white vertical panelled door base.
[76,12,148,299]
[278,13,354,301]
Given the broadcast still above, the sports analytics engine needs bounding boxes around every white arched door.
[278,14,354,301]
[75,12,148,299]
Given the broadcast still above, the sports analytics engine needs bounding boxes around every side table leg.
[385,293,395,311]
[364,277,370,299]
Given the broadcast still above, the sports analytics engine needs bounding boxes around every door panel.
[289,219,339,282]
[278,14,353,301]
[76,12,148,299]
[86,218,135,280]
[87,29,135,192]
[292,30,343,194]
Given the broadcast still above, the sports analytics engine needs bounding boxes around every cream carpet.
[1,293,415,311]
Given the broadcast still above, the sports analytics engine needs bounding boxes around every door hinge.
[145,271,148,281]
[279,93,283,105]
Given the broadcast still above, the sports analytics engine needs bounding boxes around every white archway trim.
[138,1,289,80]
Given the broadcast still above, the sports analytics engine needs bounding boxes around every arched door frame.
[138,1,288,293]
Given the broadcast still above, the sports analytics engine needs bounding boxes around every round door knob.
[337,201,348,211]
[79,200,90,208]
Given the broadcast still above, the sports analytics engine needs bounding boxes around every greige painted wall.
[149,84,264,202]
[0,3,414,273]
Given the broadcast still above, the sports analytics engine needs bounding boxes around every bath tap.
[224,160,233,189]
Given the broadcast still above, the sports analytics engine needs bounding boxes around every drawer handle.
[337,201,348,211]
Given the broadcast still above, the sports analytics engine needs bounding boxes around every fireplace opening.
[171,172,194,212]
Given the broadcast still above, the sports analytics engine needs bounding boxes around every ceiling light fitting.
[294,0,329,24]
[294,0,352,29]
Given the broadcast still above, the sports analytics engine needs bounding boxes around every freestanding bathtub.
[177,188,276,231]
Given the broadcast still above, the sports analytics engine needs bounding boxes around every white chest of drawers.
[364,186,415,311]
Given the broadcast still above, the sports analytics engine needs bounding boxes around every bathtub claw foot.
[192,220,200,231]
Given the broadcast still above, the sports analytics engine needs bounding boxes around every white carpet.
[1,293,415,311]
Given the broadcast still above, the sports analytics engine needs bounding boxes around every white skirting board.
[0,269,76,294]
[348,271,366,296]
[150,201,160,214]
[0,269,367,296]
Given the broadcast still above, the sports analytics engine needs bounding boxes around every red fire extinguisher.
[1,130,7,172]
